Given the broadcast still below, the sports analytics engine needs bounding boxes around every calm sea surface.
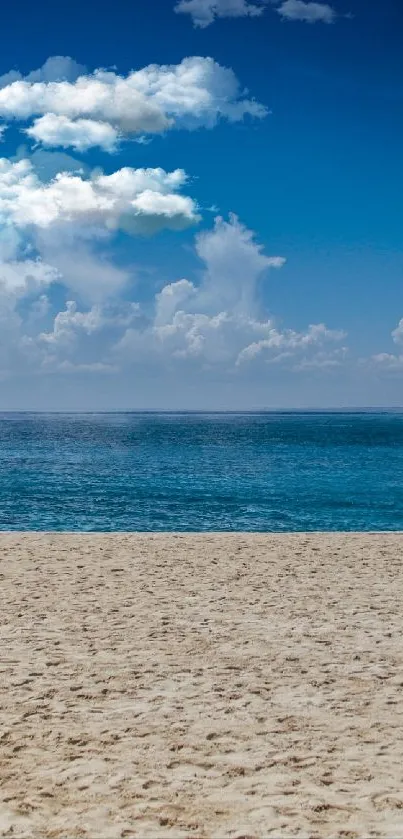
[0,412,402,531]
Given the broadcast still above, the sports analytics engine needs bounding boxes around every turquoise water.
[0,412,402,531]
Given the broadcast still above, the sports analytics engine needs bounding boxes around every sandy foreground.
[1,533,403,838]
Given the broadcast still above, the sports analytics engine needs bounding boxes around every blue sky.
[0,0,402,409]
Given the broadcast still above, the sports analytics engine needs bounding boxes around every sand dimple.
[1,532,403,838]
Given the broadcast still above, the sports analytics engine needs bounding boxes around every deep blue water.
[0,412,402,531]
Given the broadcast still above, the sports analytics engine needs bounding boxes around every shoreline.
[1,534,403,538]
[1,532,403,837]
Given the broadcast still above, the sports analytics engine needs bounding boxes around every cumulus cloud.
[237,324,346,365]
[0,157,200,305]
[194,214,285,313]
[26,114,120,153]
[0,258,59,296]
[0,158,200,233]
[0,201,61,300]
[151,310,274,363]
[276,0,336,23]
[174,0,266,28]
[32,299,140,371]
[155,279,196,326]
[114,215,345,370]
[0,56,86,90]
[118,301,345,370]
[0,252,60,376]
[41,300,138,340]
[0,56,267,152]
[0,212,346,380]
[38,300,106,347]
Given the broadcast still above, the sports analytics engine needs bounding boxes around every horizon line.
[0,408,402,415]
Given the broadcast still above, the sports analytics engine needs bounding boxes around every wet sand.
[1,532,403,838]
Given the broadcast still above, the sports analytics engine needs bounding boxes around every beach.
[1,532,403,838]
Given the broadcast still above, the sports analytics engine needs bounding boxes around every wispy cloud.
[276,0,336,23]
[174,0,267,28]
[174,0,338,26]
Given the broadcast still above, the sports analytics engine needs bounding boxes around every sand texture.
[1,532,403,838]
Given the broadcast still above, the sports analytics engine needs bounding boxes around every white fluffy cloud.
[39,300,106,346]
[174,0,266,27]
[0,56,86,89]
[155,279,196,326]
[0,51,348,391]
[0,157,200,304]
[118,296,345,370]
[0,214,347,380]
[115,215,345,370]
[236,323,345,365]
[38,300,139,347]
[21,299,140,374]
[26,114,120,153]
[194,214,285,313]
[0,158,200,233]
[0,56,267,152]
[277,0,336,23]
[151,310,274,363]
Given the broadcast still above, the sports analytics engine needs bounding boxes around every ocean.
[0,411,402,531]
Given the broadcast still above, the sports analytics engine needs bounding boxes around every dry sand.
[1,533,403,838]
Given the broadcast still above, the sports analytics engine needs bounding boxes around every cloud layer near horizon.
[1,206,347,382]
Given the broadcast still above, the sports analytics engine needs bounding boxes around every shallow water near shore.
[0,411,402,531]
